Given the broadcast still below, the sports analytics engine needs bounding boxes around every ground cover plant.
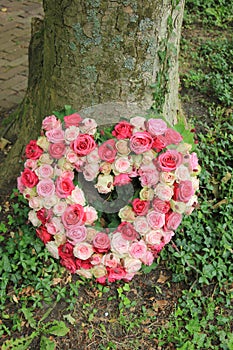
[0,1,233,349]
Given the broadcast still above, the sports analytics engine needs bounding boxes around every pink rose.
[129,240,147,259]
[17,176,25,193]
[146,118,167,136]
[112,121,133,139]
[111,232,130,256]
[113,173,131,186]
[102,253,120,268]
[91,253,102,266]
[165,211,182,230]
[64,113,82,127]
[37,179,55,197]
[56,176,75,198]
[53,201,67,216]
[46,128,65,143]
[173,180,194,203]
[133,216,149,234]
[114,157,131,173]
[145,230,163,245]
[49,142,66,159]
[83,163,99,181]
[66,150,79,163]
[73,242,93,260]
[86,148,100,163]
[79,118,97,135]
[141,251,154,265]
[189,152,199,171]
[132,198,150,216]
[20,168,39,188]
[164,128,183,145]
[25,159,38,170]
[117,222,138,241]
[98,139,117,163]
[25,140,43,160]
[139,164,159,187]
[65,126,80,142]
[69,187,86,205]
[157,150,183,172]
[107,265,126,282]
[147,210,165,229]
[84,206,98,225]
[60,257,77,273]
[62,204,86,229]
[72,134,96,157]
[42,115,61,131]
[152,135,168,152]
[154,183,174,201]
[37,164,53,179]
[130,132,153,154]
[175,165,190,181]
[130,116,146,130]
[153,198,170,213]
[93,232,111,253]
[46,217,64,235]
[66,226,87,245]
[115,140,131,155]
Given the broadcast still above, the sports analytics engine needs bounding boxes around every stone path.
[0,0,43,113]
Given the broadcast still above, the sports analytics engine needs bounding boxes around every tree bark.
[0,0,185,191]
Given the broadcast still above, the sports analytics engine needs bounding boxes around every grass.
[0,1,233,349]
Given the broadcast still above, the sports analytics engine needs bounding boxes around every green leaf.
[40,336,56,350]
[21,306,37,329]
[45,320,69,336]
[2,331,38,350]
[2,254,12,272]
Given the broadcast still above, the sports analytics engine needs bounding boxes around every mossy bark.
[0,0,185,191]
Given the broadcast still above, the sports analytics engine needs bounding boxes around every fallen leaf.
[0,137,11,150]
[222,172,231,183]
[212,198,228,209]
[1,7,8,12]
[12,295,19,303]
[157,271,170,284]
[153,300,168,311]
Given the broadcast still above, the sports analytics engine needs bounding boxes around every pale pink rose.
[68,187,86,206]
[46,128,65,143]
[163,230,174,244]
[160,172,176,185]
[46,217,64,235]
[86,148,100,163]
[28,210,41,226]
[64,126,80,142]
[79,118,97,135]
[130,116,146,130]
[102,253,120,268]
[130,132,153,154]
[170,200,187,214]
[36,164,54,179]
[61,170,74,180]
[25,159,38,170]
[42,115,61,131]
[111,232,130,256]
[84,206,98,225]
[43,195,58,209]
[93,232,111,253]
[128,240,147,259]
[147,118,167,136]
[124,257,142,273]
[53,200,67,216]
[17,176,25,194]
[174,180,194,203]
[64,113,82,127]
[164,128,183,145]
[145,230,163,245]
[139,164,159,187]
[74,158,86,171]
[86,228,98,242]
[66,150,79,163]
[92,265,107,278]
[155,183,174,201]
[147,210,165,229]
[123,273,136,282]
[46,241,59,259]
[117,222,138,241]
[37,179,55,197]
[113,173,131,186]
[191,177,199,192]
[189,152,199,171]
[157,150,183,172]
[95,174,114,194]
[49,142,66,159]
[66,225,87,245]
[83,163,99,181]
[175,165,190,181]
[141,251,154,265]
[114,157,131,173]
[165,212,182,230]
[91,253,102,266]
[73,242,93,260]
[142,150,156,165]
[115,139,131,155]
[133,216,150,234]
[118,205,136,222]
[29,196,43,210]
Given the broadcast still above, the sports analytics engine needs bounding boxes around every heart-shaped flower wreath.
[17,110,200,283]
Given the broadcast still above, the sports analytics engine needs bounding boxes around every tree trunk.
[0,0,185,191]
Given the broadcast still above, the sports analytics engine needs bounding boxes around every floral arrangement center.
[17,110,200,283]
